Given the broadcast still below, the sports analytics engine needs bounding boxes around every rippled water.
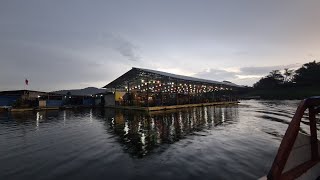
[0,100,318,180]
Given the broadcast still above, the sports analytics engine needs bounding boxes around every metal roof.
[103,67,242,88]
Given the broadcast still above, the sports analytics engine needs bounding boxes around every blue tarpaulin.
[83,99,94,106]
[0,95,19,106]
[46,100,64,107]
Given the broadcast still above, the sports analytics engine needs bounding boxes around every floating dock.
[0,106,96,112]
[105,101,239,112]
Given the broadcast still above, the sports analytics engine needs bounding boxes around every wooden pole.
[212,84,215,102]
[161,82,163,106]
[146,78,149,107]
[309,107,319,160]
[188,82,190,104]
[175,80,178,105]
[114,87,117,106]
[196,85,198,104]
[127,82,130,105]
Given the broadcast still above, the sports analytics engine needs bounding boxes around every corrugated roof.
[104,67,242,88]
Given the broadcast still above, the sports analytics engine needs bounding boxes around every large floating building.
[103,67,242,111]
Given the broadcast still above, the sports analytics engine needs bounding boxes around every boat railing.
[267,96,320,180]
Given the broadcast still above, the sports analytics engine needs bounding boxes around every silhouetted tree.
[253,61,320,88]
[253,70,284,89]
[267,70,284,82]
[253,77,276,89]
[293,61,320,86]
[283,68,294,83]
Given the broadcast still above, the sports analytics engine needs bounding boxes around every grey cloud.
[1,0,319,90]
[87,62,105,67]
[0,30,142,91]
[194,68,259,86]
[239,64,301,75]
[0,40,127,91]
[193,63,302,86]
[232,51,249,56]
[102,34,141,62]
[307,53,315,58]
[194,69,237,82]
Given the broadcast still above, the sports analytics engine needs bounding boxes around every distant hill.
[52,87,106,96]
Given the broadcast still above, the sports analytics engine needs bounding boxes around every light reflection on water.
[0,100,318,180]
[108,106,239,158]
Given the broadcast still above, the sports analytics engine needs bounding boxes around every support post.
[127,82,130,106]
[212,91,215,102]
[212,84,215,102]
[196,85,198,104]
[175,80,178,105]
[146,78,149,107]
[188,82,190,104]
[309,107,319,160]
[161,82,163,106]
[114,87,117,106]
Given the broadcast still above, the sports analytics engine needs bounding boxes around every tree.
[253,77,278,89]
[283,68,294,83]
[293,61,320,86]
[268,70,284,82]
[253,70,284,89]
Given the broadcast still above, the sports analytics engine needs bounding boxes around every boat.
[261,96,320,180]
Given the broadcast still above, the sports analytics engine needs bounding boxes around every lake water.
[0,100,317,180]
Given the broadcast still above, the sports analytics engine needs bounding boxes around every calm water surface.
[0,100,317,180]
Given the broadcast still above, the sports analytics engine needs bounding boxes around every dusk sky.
[1,0,319,91]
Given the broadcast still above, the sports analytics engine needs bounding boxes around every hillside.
[52,87,106,96]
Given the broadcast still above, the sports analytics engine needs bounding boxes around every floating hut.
[0,90,97,111]
[103,67,242,111]
[0,90,52,108]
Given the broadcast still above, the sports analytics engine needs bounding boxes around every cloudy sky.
[1,0,319,91]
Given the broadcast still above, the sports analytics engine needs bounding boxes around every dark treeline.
[245,60,320,99]
[254,60,320,88]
